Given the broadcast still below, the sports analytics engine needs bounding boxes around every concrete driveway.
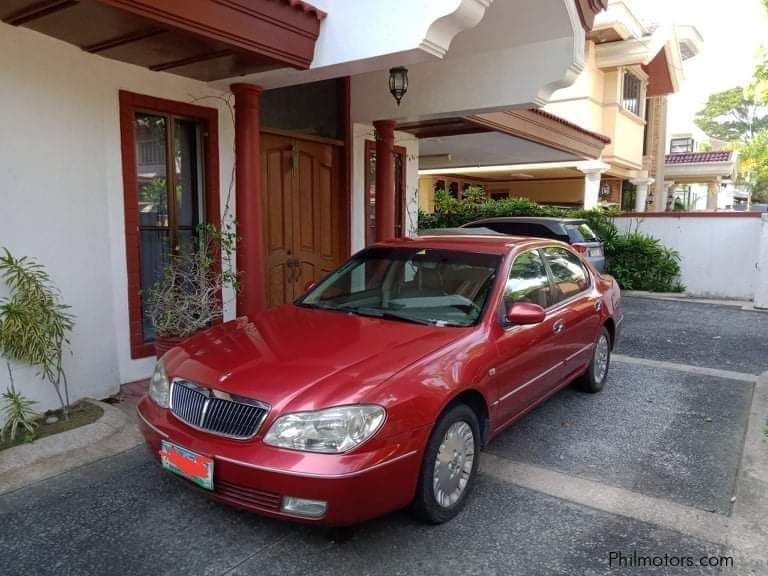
[1,296,766,575]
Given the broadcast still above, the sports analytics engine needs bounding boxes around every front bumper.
[137,397,426,525]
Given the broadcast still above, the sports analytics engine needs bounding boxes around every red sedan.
[137,235,623,525]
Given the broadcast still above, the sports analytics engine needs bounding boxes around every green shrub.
[418,194,683,292]
[605,232,683,292]
[418,191,569,230]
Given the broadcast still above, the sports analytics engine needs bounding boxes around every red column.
[373,119,396,242]
[231,83,266,316]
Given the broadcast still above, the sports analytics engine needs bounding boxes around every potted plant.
[144,222,238,357]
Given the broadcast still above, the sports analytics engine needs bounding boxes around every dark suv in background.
[461,217,605,271]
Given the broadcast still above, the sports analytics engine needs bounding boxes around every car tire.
[411,403,481,524]
[577,326,611,393]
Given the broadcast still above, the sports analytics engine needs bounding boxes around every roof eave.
[594,23,672,68]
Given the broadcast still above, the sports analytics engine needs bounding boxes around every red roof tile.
[665,151,733,164]
[528,109,611,143]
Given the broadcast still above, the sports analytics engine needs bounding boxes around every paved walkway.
[0,296,766,575]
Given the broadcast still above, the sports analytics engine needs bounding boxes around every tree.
[694,88,768,143]
[737,129,768,201]
[695,67,768,203]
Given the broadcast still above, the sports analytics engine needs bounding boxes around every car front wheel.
[578,326,611,393]
[412,403,480,524]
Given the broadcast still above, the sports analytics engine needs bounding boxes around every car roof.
[416,227,503,237]
[373,234,554,255]
[464,217,586,225]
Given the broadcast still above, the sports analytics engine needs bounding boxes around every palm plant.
[1,372,39,442]
[0,248,75,417]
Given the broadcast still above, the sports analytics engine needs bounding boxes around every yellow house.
[418,0,702,213]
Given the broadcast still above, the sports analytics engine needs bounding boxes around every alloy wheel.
[432,421,475,508]
[594,333,610,383]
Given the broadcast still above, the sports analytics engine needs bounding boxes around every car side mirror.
[506,302,546,325]
[303,280,316,293]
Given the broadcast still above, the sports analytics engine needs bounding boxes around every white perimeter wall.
[351,124,419,254]
[614,216,763,300]
[0,24,235,414]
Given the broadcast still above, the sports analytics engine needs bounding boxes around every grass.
[0,400,103,452]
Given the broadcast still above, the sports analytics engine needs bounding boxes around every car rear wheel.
[412,404,480,524]
[577,327,611,393]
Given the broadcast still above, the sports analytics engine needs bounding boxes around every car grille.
[214,480,282,512]
[169,379,269,439]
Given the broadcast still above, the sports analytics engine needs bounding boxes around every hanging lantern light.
[388,66,408,106]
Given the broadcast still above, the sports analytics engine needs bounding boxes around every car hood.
[166,305,469,411]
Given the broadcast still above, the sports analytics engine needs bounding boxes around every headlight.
[264,405,386,453]
[148,359,170,408]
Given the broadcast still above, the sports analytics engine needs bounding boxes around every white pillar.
[659,181,675,212]
[630,177,654,213]
[754,214,768,309]
[706,179,720,211]
[578,161,610,210]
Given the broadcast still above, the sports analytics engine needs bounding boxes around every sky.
[633,0,768,135]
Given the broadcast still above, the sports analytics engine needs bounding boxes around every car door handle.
[593,299,603,312]
[552,319,566,334]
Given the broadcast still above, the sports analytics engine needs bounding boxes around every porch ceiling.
[398,108,609,171]
[416,132,579,171]
[419,164,585,181]
[0,0,325,81]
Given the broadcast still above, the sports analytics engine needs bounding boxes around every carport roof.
[399,109,611,172]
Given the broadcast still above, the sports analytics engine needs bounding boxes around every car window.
[503,250,551,309]
[527,224,559,240]
[478,222,562,240]
[565,222,599,242]
[300,247,501,327]
[483,222,528,235]
[542,247,590,303]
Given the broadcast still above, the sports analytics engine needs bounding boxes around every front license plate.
[160,440,214,490]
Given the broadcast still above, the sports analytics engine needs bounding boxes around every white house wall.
[613,216,762,300]
[351,124,419,254]
[0,24,235,413]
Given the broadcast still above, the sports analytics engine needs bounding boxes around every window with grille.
[622,70,643,117]
[119,91,219,358]
[670,137,695,153]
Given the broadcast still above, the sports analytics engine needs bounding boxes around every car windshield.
[298,247,501,327]
[566,222,599,242]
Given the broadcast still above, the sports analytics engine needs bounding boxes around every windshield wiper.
[301,303,465,327]
[336,305,440,326]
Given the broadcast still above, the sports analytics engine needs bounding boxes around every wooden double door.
[261,131,346,307]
